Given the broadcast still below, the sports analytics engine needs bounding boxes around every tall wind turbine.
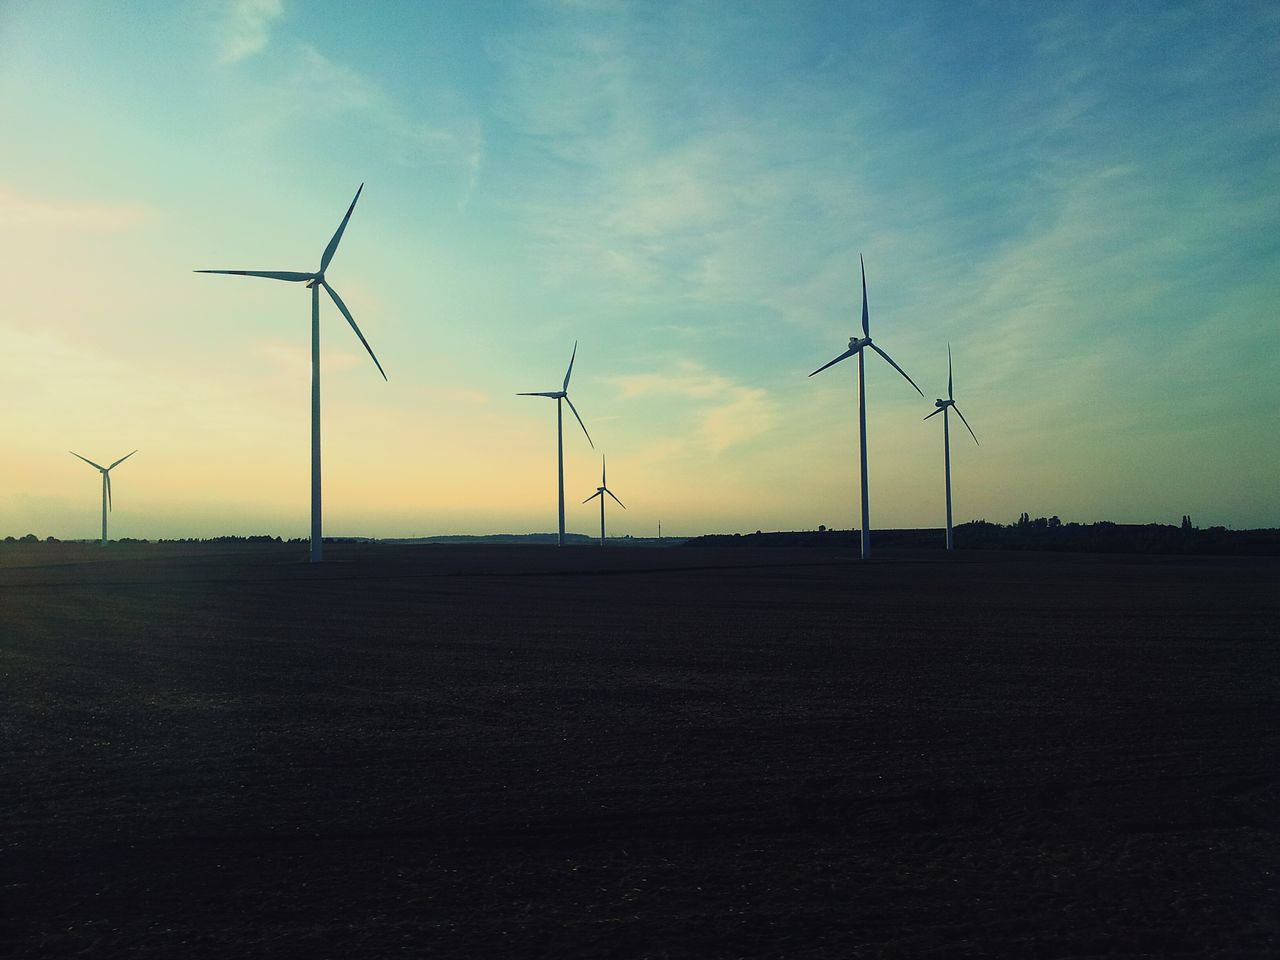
[923,345,979,551]
[196,184,386,563]
[518,342,593,546]
[70,450,136,545]
[582,455,625,546]
[809,255,923,559]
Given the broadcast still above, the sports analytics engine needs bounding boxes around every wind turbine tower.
[518,342,593,546]
[582,455,626,546]
[196,185,386,563]
[923,345,979,550]
[809,255,923,559]
[70,450,136,544]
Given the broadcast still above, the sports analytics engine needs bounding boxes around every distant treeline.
[6,522,1276,556]
[1,534,304,545]
[956,516,1279,555]
[685,516,1280,556]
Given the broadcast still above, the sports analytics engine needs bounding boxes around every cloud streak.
[216,0,284,64]
[0,187,149,232]
[233,41,484,207]
[612,361,778,456]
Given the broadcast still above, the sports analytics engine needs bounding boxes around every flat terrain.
[2,542,1277,958]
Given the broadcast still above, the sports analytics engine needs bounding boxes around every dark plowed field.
[2,543,1277,958]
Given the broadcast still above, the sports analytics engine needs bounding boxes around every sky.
[0,0,1276,540]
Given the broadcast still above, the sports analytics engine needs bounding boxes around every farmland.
[2,542,1277,958]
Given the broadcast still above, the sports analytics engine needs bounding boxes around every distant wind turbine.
[195,184,386,563]
[923,345,979,551]
[582,455,625,546]
[809,255,923,559]
[70,450,136,544]
[518,341,593,547]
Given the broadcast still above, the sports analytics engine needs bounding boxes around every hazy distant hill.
[378,534,683,547]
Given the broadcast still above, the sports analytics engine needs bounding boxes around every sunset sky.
[1,1,1276,540]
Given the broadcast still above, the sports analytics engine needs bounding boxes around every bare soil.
[2,542,1277,958]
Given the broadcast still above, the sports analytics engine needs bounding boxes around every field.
[2,542,1277,958]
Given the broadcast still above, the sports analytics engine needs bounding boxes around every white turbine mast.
[518,341,593,547]
[196,184,386,563]
[923,344,979,550]
[70,450,136,544]
[582,455,626,546]
[808,254,923,559]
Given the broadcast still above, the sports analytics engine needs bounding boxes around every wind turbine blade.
[106,472,113,512]
[563,340,578,392]
[602,455,607,487]
[323,282,387,380]
[582,491,602,504]
[517,391,560,398]
[953,405,979,445]
[947,344,954,401]
[923,407,943,421]
[869,343,924,396]
[108,450,137,470]
[565,395,593,448]
[70,451,106,471]
[859,254,870,338]
[194,270,315,282]
[808,347,857,377]
[606,489,626,509]
[320,183,363,273]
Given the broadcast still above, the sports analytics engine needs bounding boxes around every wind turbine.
[808,255,923,559]
[518,342,593,546]
[582,455,625,546]
[70,450,136,544]
[923,344,979,551]
[196,184,386,563]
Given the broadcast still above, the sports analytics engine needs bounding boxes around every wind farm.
[6,194,1277,960]
[2,3,1277,959]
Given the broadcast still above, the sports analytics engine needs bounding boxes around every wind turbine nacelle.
[935,398,949,408]
[848,336,871,351]
[306,276,322,288]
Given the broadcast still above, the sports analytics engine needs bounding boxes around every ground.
[2,542,1277,958]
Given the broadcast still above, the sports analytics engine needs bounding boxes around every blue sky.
[0,0,1276,539]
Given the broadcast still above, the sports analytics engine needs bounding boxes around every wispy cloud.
[486,8,885,327]
[612,361,778,455]
[216,0,284,64]
[241,42,484,207]
[0,187,149,232]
